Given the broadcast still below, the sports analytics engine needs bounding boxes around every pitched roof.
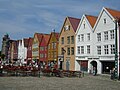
[24,38,29,47]
[68,17,80,32]
[43,34,50,44]
[105,8,120,19]
[34,33,43,42]
[85,15,97,28]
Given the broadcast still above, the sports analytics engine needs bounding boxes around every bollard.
[38,71,40,78]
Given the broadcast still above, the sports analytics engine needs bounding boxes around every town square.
[0,0,120,90]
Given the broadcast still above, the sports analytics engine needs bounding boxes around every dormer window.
[64,25,70,30]
[104,18,106,24]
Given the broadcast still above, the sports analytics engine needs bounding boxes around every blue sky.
[0,0,120,49]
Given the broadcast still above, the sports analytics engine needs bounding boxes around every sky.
[0,0,120,50]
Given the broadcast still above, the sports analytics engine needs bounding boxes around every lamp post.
[114,19,118,79]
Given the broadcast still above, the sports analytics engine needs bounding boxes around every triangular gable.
[47,32,59,45]
[40,34,50,46]
[76,14,97,35]
[59,16,80,36]
[93,7,120,32]
[33,33,43,43]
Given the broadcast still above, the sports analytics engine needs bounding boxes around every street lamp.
[114,18,120,79]
[114,19,118,79]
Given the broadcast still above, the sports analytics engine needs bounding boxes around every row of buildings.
[1,7,120,78]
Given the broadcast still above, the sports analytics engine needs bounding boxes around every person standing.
[93,67,97,76]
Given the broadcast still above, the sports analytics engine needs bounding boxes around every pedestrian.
[110,68,115,80]
[93,67,97,76]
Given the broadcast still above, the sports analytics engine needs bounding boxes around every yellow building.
[58,16,80,70]
[47,32,59,63]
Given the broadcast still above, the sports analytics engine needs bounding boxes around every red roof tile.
[68,17,80,32]
[85,15,97,28]
[105,8,120,19]
[43,34,50,45]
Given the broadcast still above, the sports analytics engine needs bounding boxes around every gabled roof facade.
[93,7,120,31]
[60,16,80,36]
[76,14,97,34]
[40,34,50,46]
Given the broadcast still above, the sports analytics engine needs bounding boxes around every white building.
[92,7,120,74]
[75,14,97,73]
[18,38,29,65]
[75,7,120,75]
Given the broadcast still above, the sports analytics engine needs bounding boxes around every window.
[77,46,80,54]
[67,47,70,55]
[64,25,70,30]
[71,47,74,55]
[110,30,114,40]
[44,54,47,58]
[61,37,64,44]
[83,23,85,29]
[97,46,101,55]
[45,46,47,51]
[81,46,84,54]
[61,48,65,55]
[48,44,50,49]
[87,33,90,41]
[40,47,44,51]
[97,33,101,41]
[52,42,56,49]
[104,31,108,40]
[71,36,74,44]
[110,44,115,54]
[48,52,51,58]
[81,34,84,41]
[53,51,56,58]
[104,45,109,54]
[78,35,80,42]
[87,45,90,54]
[40,54,44,58]
[104,18,106,24]
[67,36,70,44]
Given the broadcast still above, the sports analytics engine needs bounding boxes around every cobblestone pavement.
[0,74,120,90]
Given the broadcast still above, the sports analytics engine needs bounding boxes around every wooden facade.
[47,32,59,63]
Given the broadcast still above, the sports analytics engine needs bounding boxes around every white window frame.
[77,46,80,54]
[81,34,84,41]
[104,45,109,54]
[97,46,101,55]
[110,30,114,40]
[110,44,115,54]
[78,35,80,42]
[104,31,108,41]
[81,46,84,54]
[97,33,101,42]
[87,33,90,41]
[87,45,90,54]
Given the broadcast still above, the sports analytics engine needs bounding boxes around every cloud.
[0,0,120,50]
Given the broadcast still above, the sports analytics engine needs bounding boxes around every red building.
[27,37,33,64]
[39,34,50,65]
